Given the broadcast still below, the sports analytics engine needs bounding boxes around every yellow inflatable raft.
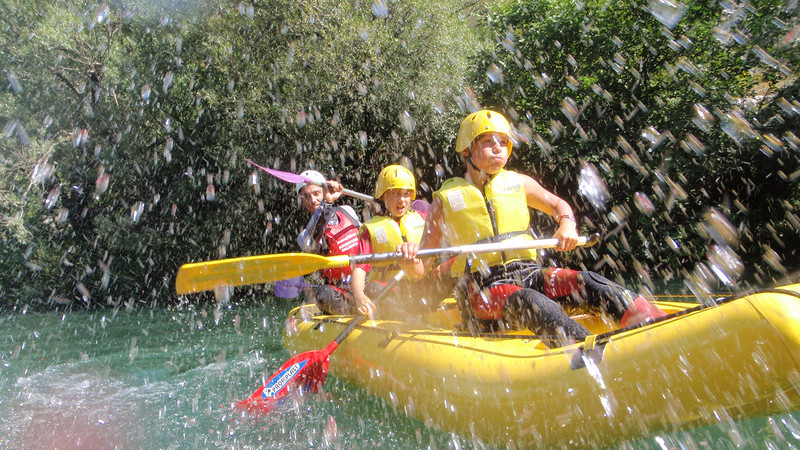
[281,283,800,447]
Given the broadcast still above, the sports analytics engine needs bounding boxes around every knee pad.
[470,284,522,321]
[578,271,628,317]
[578,271,623,293]
[543,268,580,298]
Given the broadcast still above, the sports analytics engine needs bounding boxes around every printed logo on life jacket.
[374,227,388,244]
[447,190,466,212]
[491,179,522,194]
[261,359,308,398]
[337,232,359,252]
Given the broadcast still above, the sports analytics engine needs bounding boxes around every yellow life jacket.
[362,210,426,282]
[433,169,537,275]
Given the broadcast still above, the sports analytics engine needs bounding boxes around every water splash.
[72,128,88,147]
[648,0,687,29]
[560,97,579,124]
[578,160,609,211]
[6,70,22,94]
[162,71,173,92]
[131,201,145,223]
[141,84,151,101]
[398,111,415,133]
[45,188,60,209]
[633,192,655,216]
[486,64,504,84]
[707,244,743,286]
[692,103,715,133]
[371,0,388,18]
[31,163,54,184]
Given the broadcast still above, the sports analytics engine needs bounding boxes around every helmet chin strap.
[465,150,491,183]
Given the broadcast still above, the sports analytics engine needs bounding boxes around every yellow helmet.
[374,165,416,200]
[455,109,513,156]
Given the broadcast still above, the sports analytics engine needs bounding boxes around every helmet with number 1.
[295,170,327,193]
[455,109,513,156]
[374,165,416,200]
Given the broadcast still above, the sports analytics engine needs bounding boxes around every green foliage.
[0,0,487,308]
[474,0,800,288]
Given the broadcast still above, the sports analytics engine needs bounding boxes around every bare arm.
[520,174,578,251]
[350,266,376,316]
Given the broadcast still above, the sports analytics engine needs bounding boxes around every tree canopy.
[472,0,799,292]
[1,0,797,309]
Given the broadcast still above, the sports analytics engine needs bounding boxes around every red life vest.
[321,209,360,283]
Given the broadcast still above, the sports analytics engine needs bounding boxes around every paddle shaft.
[349,233,600,266]
[175,234,600,294]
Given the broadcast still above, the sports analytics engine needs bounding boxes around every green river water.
[2,295,800,449]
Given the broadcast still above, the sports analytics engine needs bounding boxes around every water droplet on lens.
[214,284,231,303]
[358,131,368,147]
[434,164,445,178]
[31,163,54,184]
[72,128,88,147]
[95,5,109,23]
[680,133,705,156]
[205,184,216,201]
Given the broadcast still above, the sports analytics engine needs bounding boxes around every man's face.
[299,184,324,213]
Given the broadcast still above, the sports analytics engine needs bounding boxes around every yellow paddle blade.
[175,253,351,295]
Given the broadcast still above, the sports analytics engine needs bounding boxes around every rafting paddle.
[245,159,374,202]
[176,234,600,294]
[237,271,405,413]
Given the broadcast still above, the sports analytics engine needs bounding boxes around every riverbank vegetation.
[1,0,797,310]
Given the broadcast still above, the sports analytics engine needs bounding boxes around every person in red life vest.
[398,110,665,344]
[296,170,362,315]
[351,165,454,318]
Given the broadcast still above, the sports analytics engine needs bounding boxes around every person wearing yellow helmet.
[351,164,453,317]
[295,169,362,315]
[398,109,664,343]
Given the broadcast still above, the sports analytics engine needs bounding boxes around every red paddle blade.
[237,342,338,413]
